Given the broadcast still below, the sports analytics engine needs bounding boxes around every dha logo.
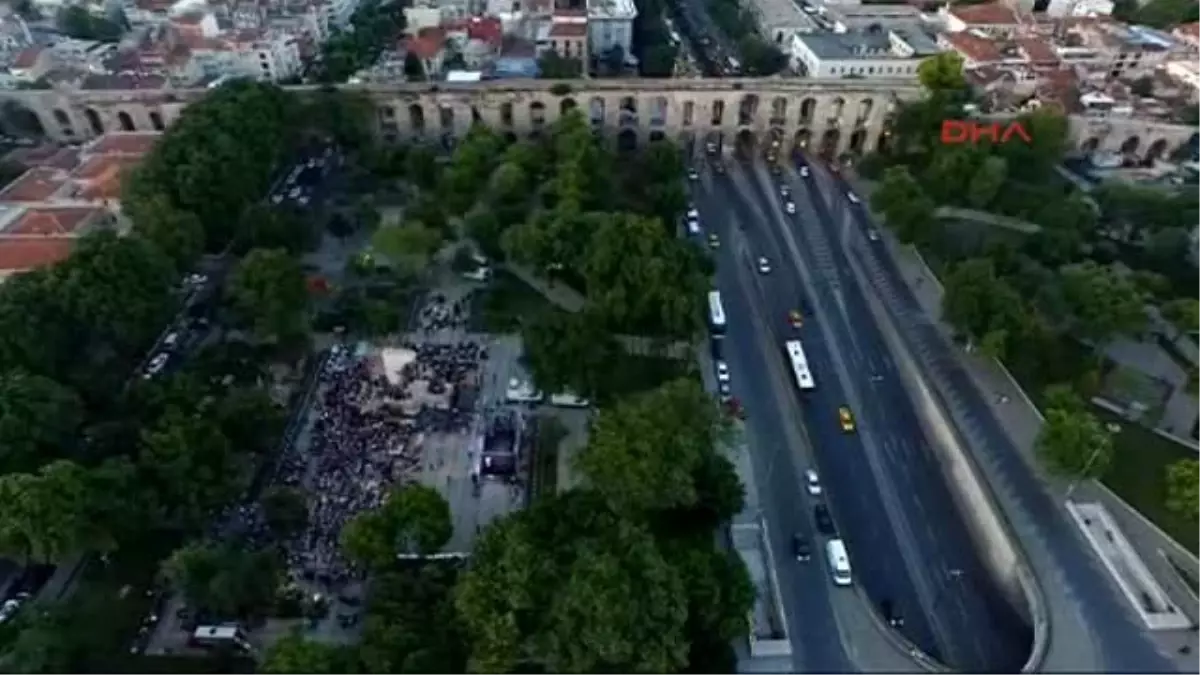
[940,120,1032,145]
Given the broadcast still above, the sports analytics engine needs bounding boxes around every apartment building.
[790,25,943,80]
[586,0,635,60]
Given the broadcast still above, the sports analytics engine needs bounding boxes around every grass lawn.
[1094,406,1199,555]
[468,270,558,333]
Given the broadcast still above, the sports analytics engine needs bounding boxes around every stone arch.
[711,99,725,126]
[819,129,840,159]
[149,111,165,131]
[649,130,666,143]
[117,110,135,132]
[1,101,44,136]
[409,104,425,132]
[1119,136,1139,154]
[471,106,483,125]
[85,108,104,135]
[530,100,546,127]
[1173,132,1200,162]
[500,102,514,127]
[679,131,696,155]
[650,96,668,127]
[799,98,817,124]
[439,105,454,130]
[619,96,637,127]
[589,97,604,125]
[682,101,695,127]
[560,97,577,116]
[52,108,72,134]
[829,97,846,120]
[617,128,638,152]
[738,94,759,126]
[794,129,811,151]
[856,98,874,123]
[876,129,892,154]
[769,97,788,125]
[705,130,724,155]
[1080,137,1100,154]
[767,127,785,153]
[735,128,756,158]
[620,96,637,114]
[849,129,868,155]
[1144,138,1168,163]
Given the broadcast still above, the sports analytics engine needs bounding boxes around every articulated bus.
[784,340,816,391]
[708,291,726,335]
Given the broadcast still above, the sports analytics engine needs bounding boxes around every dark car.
[792,534,811,561]
[813,504,836,536]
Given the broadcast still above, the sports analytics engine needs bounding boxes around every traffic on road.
[685,150,1032,672]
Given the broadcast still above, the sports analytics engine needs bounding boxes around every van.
[826,539,852,586]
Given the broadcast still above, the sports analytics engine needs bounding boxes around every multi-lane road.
[813,164,1182,673]
[690,156,1030,672]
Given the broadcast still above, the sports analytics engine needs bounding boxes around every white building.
[586,0,635,59]
[1164,60,1200,99]
[789,25,942,80]
[748,0,819,44]
[1045,0,1115,17]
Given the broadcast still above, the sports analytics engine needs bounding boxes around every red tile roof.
[0,169,68,203]
[941,32,1003,64]
[0,238,74,274]
[405,28,445,60]
[11,47,43,69]
[949,2,1018,26]
[86,132,161,157]
[1175,22,1198,39]
[550,22,587,38]
[5,207,101,236]
[466,16,503,46]
[1016,38,1059,66]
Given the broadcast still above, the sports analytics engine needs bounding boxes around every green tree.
[137,410,248,529]
[1058,261,1147,341]
[0,371,82,473]
[261,628,357,673]
[360,565,468,673]
[538,52,584,78]
[56,6,123,41]
[404,51,425,81]
[1035,395,1113,479]
[404,145,441,191]
[161,541,280,618]
[942,258,1026,359]
[128,194,205,273]
[917,52,967,93]
[441,125,505,215]
[1164,459,1199,522]
[455,491,690,673]
[236,204,319,255]
[340,485,452,569]
[261,486,309,538]
[1160,298,1199,337]
[871,166,938,244]
[521,311,622,403]
[965,155,1008,210]
[227,248,310,343]
[0,460,115,563]
[576,379,735,515]
[370,221,443,276]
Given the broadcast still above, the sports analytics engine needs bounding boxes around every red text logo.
[940,120,1032,145]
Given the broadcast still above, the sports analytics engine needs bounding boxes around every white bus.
[826,539,852,586]
[707,291,726,334]
[784,340,816,390]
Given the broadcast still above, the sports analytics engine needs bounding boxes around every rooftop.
[585,0,636,20]
[0,168,68,203]
[946,2,1020,27]
[799,26,941,60]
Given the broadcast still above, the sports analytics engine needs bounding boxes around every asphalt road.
[813,162,1182,674]
[690,157,1030,672]
[690,170,853,673]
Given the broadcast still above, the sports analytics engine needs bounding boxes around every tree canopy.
[1035,387,1113,478]
[1164,459,1198,522]
[340,485,453,569]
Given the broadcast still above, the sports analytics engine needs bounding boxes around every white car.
[867,229,880,241]
[847,191,861,204]
[288,187,302,199]
[805,469,822,496]
[757,257,771,274]
[686,207,700,220]
[163,332,180,348]
[780,184,790,198]
[687,219,701,235]
[785,201,796,215]
[800,166,810,178]
[715,361,731,383]
[688,168,700,181]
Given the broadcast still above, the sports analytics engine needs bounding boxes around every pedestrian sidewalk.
[842,168,1200,667]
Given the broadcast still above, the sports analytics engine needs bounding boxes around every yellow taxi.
[788,310,803,328]
[838,406,856,433]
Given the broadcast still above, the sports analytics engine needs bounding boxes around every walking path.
[842,168,1199,668]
